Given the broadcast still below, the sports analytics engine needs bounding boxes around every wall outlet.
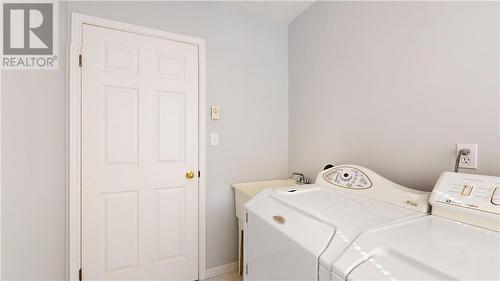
[456,144,478,169]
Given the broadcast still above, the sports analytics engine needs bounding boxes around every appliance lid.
[346,251,454,281]
[270,186,424,235]
[332,215,500,281]
[263,186,428,269]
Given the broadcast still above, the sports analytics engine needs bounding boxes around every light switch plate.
[210,132,219,146]
[211,106,220,120]
[457,143,478,169]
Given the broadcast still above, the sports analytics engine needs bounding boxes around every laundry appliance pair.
[244,165,500,280]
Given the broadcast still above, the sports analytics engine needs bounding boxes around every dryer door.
[245,194,334,281]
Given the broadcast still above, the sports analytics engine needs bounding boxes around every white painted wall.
[1,2,289,279]
[1,2,68,279]
[3,1,499,280]
[288,1,500,191]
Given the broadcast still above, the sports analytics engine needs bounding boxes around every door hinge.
[78,54,82,67]
[79,268,83,281]
[245,264,248,275]
[245,212,248,223]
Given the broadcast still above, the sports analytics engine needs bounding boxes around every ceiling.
[226,1,315,24]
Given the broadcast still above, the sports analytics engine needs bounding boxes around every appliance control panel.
[316,165,430,213]
[431,172,500,215]
[323,166,372,189]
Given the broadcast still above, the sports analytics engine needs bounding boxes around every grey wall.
[2,2,289,279]
[3,1,499,280]
[1,2,69,279]
[289,1,500,190]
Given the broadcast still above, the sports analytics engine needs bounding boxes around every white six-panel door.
[81,24,199,280]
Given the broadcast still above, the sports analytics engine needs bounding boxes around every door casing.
[69,13,207,281]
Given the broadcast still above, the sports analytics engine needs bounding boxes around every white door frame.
[69,13,207,281]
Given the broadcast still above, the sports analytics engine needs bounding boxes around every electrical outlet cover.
[210,132,219,146]
[456,144,478,169]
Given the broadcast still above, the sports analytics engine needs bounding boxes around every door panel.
[155,187,185,262]
[103,191,139,273]
[81,24,198,280]
[157,92,185,162]
[103,86,139,164]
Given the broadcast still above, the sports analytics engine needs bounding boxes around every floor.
[207,271,243,281]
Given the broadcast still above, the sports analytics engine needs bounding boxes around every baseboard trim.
[204,261,238,280]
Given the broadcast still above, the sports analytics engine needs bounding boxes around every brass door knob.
[186,170,195,179]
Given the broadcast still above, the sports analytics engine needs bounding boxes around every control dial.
[323,166,372,189]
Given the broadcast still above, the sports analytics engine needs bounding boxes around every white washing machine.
[330,172,500,280]
[244,165,430,281]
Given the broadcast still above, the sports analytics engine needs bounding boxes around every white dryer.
[244,165,430,281]
[330,172,500,280]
